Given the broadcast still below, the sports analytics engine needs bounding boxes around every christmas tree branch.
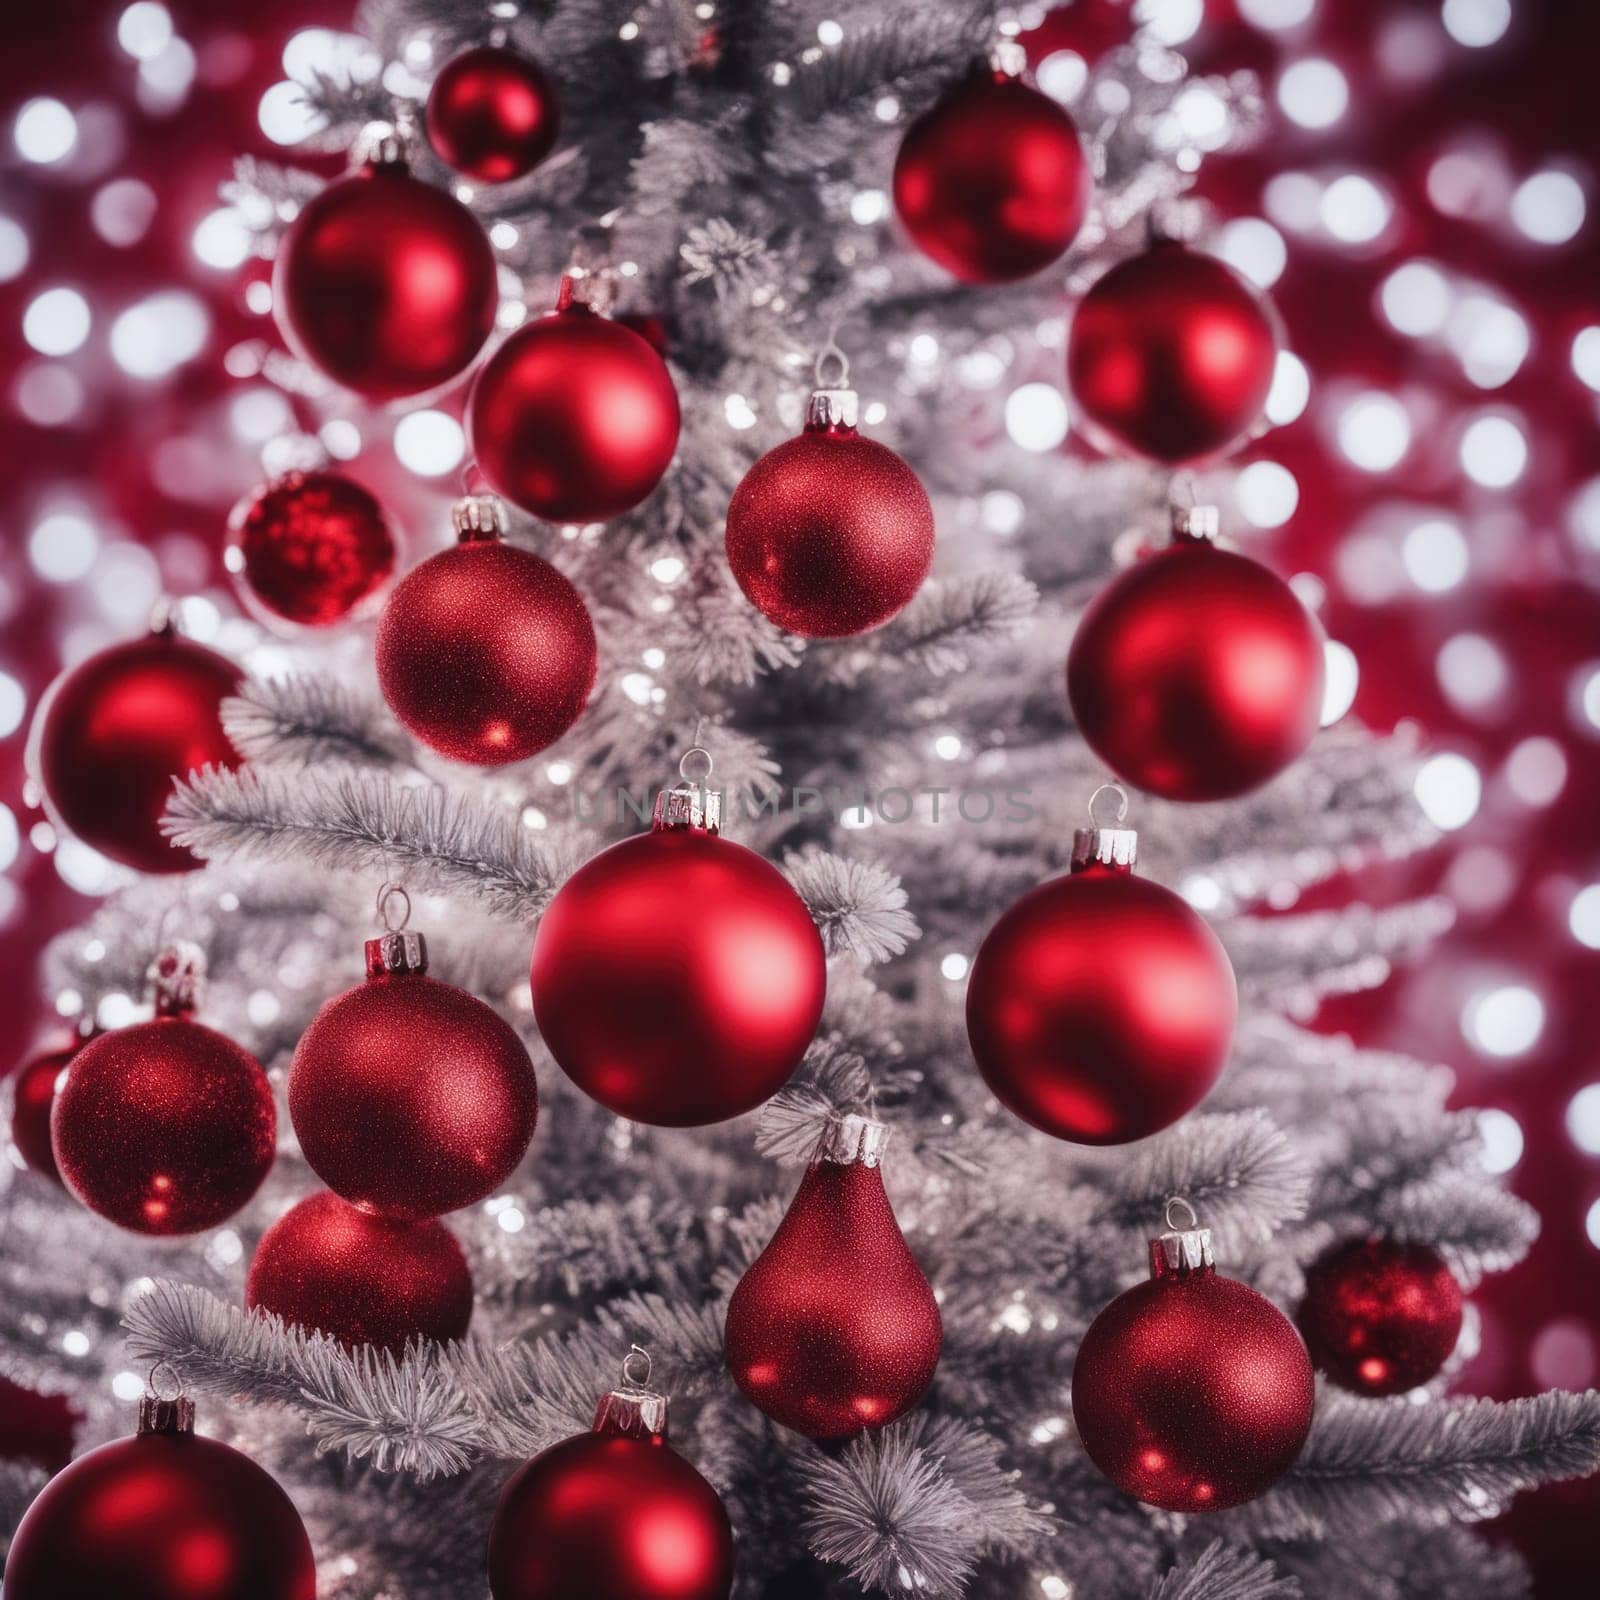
[223,678,417,770]
[784,849,919,962]
[1146,1541,1301,1600]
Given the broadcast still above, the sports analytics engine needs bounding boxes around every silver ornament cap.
[592,1347,670,1441]
[1148,1197,1216,1281]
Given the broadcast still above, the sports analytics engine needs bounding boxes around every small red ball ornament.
[290,916,538,1220]
[4,1387,315,1600]
[725,382,934,638]
[273,140,497,401]
[375,495,597,765]
[31,621,242,874]
[427,44,560,183]
[1066,504,1325,802]
[10,1025,97,1184]
[247,1189,473,1353]
[966,803,1235,1145]
[227,470,396,627]
[1072,1201,1314,1512]
[52,946,276,1235]
[1066,239,1279,463]
[1298,1236,1463,1397]
[470,280,680,522]
[725,1116,941,1441]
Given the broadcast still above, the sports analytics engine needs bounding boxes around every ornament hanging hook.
[1164,1195,1199,1232]
[1168,470,1198,510]
[1087,783,1129,828]
[815,330,850,390]
[622,1344,653,1390]
[147,1360,185,1402]
[376,882,412,934]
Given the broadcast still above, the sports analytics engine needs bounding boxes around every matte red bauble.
[1298,1236,1463,1396]
[31,623,241,874]
[228,470,395,627]
[893,61,1091,283]
[725,386,934,638]
[1066,239,1278,463]
[966,816,1235,1145]
[489,1374,734,1600]
[52,948,275,1235]
[4,1392,315,1600]
[10,1029,96,1183]
[273,152,497,401]
[531,781,826,1127]
[375,496,597,765]
[290,925,537,1219]
[725,1116,941,1440]
[427,45,560,183]
[247,1189,473,1353]
[1072,1205,1314,1512]
[469,289,680,522]
[1066,505,1325,801]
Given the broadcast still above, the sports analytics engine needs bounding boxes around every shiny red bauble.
[427,45,560,183]
[1298,1236,1464,1396]
[1067,240,1279,463]
[469,301,680,522]
[31,626,241,874]
[10,1033,93,1183]
[724,392,935,638]
[247,1189,473,1353]
[273,157,497,401]
[375,511,596,765]
[894,68,1091,283]
[227,470,395,627]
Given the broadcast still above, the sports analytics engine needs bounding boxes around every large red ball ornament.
[1072,1206,1314,1512]
[247,1189,473,1353]
[469,289,680,522]
[290,924,537,1219]
[273,151,497,401]
[375,497,597,765]
[966,816,1235,1145]
[31,624,242,874]
[1066,239,1279,463]
[427,45,560,183]
[893,60,1091,283]
[725,1116,941,1440]
[1298,1236,1463,1397]
[531,781,826,1127]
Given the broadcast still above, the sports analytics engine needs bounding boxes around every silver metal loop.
[148,1360,185,1401]
[1164,1195,1199,1233]
[622,1344,652,1389]
[1088,783,1129,827]
[814,333,850,390]
[679,746,714,785]
[376,883,412,933]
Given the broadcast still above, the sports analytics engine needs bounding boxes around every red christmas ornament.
[725,381,935,638]
[469,280,681,522]
[289,911,538,1220]
[52,946,276,1236]
[426,44,560,183]
[725,1115,941,1441]
[893,49,1091,284]
[966,803,1235,1145]
[273,139,497,401]
[1298,1236,1463,1397]
[246,1189,473,1353]
[4,1387,315,1600]
[227,470,396,628]
[10,1025,97,1183]
[488,1361,734,1600]
[1072,1201,1314,1512]
[1066,238,1279,463]
[530,766,826,1127]
[375,495,597,765]
[30,621,242,874]
[1066,504,1325,801]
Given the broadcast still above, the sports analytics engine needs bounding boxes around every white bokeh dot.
[1511,170,1586,245]
[1278,58,1349,129]
[1478,1107,1524,1174]
[1239,0,1315,27]
[1321,174,1392,244]
[110,291,209,379]
[1436,632,1507,711]
[1217,217,1287,288]
[1338,392,1410,472]
[1414,751,1481,830]
[1569,884,1600,949]
[23,288,91,356]
[1566,1084,1600,1155]
[118,3,174,60]
[1459,414,1527,487]
[92,178,158,247]
[0,215,29,282]
[1402,518,1470,592]
[1141,0,1206,46]
[15,98,78,164]
[1265,351,1311,425]
[1587,1198,1600,1251]
[1234,460,1299,527]
[29,510,99,582]
[258,80,322,145]
[1380,260,1452,336]
[1463,984,1544,1058]
[0,673,25,738]
[1504,737,1566,806]
[1443,0,1512,48]
[192,208,252,270]
[1006,383,1070,453]
[393,410,466,476]
[1320,640,1359,726]
[1571,327,1600,392]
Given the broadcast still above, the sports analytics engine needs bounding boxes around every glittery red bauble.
[51,1017,275,1235]
[11,1040,84,1183]
[375,532,597,765]
[1298,1237,1463,1396]
[1066,241,1279,463]
[32,629,241,874]
[247,1189,473,1353]
[725,1138,941,1440]
[893,70,1091,283]
[530,822,826,1126]
[469,305,680,522]
[427,45,560,183]
[228,471,396,627]
[273,160,497,401]
[966,858,1235,1144]
[1067,537,1325,802]
[725,411,934,638]
[4,1423,315,1600]
[488,1431,734,1600]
